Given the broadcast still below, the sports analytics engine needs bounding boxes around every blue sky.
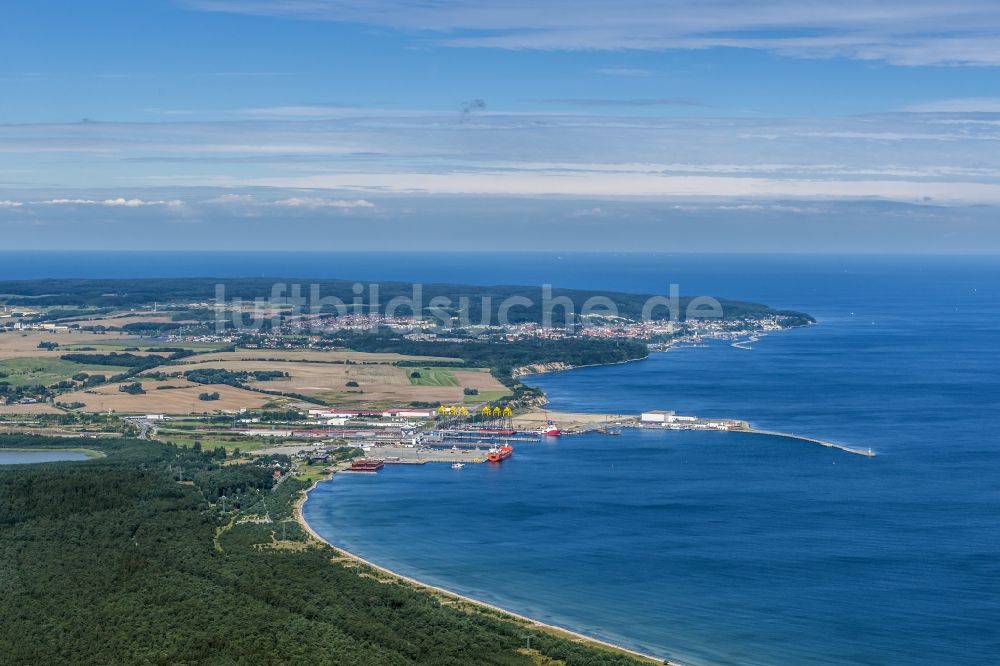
[2,0,1000,251]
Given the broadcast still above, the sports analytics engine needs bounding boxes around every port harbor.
[245,406,874,469]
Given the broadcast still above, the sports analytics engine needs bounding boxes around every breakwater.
[744,428,875,457]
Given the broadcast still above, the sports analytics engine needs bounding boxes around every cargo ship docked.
[487,443,513,462]
[346,458,385,473]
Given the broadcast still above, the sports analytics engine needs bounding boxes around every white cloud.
[5,111,1000,205]
[0,200,23,208]
[904,98,1000,113]
[203,193,257,204]
[272,197,376,210]
[202,193,376,210]
[236,171,1000,203]
[571,207,608,217]
[185,1,1000,66]
[41,197,184,207]
[104,197,184,207]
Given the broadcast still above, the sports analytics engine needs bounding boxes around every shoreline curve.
[295,478,682,666]
[292,327,842,666]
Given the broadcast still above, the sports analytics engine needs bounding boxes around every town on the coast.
[0,279,871,478]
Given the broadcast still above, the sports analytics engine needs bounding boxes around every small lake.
[0,449,91,465]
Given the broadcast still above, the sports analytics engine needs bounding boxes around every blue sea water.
[4,251,999,664]
[298,254,1000,666]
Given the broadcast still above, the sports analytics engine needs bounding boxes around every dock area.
[517,409,875,457]
[368,445,488,465]
[254,407,874,463]
[512,410,638,434]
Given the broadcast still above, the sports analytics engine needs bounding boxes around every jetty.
[434,430,541,443]
[744,428,875,457]
[522,409,876,457]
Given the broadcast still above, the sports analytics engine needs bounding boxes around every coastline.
[290,321,840,666]
[512,354,648,380]
[294,478,679,666]
[516,352,874,457]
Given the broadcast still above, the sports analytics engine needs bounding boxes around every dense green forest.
[0,435,650,665]
[0,276,812,325]
[340,332,649,399]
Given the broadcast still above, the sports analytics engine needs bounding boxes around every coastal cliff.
[511,361,576,378]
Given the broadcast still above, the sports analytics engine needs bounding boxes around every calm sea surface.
[6,252,999,665]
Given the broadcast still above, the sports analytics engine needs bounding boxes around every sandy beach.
[295,477,678,666]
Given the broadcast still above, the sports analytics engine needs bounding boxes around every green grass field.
[463,389,509,403]
[0,357,119,387]
[154,431,272,453]
[408,367,459,386]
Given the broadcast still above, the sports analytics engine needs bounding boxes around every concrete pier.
[744,428,875,457]
[526,409,875,457]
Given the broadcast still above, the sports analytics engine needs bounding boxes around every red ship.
[347,458,385,472]
[487,444,513,462]
[539,411,561,437]
[541,414,561,437]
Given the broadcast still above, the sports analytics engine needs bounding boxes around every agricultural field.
[152,358,508,407]
[57,379,278,414]
[408,367,460,386]
[0,330,141,358]
[0,357,119,387]
[60,339,226,353]
[0,331,506,414]
[185,349,458,364]
[60,313,197,328]
[0,402,63,415]
[463,389,510,403]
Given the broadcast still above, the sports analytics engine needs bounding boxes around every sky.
[2,0,1000,252]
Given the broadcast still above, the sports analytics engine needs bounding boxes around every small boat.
[487,443,513,462]
[451,462,465,469]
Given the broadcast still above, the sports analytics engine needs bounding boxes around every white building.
[640,410,675,424]
[308,409,362,419]
[383,409,435,419]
